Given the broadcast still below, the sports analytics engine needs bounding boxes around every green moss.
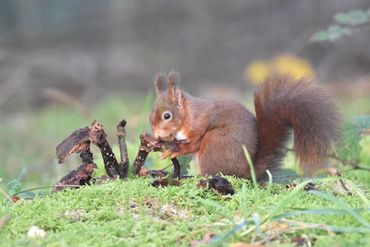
[1,177,369,247]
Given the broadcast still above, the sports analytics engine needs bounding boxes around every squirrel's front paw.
[160,150,178,160]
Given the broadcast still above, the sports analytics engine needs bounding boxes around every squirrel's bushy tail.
[253,76,340,178]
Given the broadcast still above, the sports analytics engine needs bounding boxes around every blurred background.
[0,0,369,186]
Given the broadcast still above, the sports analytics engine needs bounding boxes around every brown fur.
[253,76,340,178]
[150,73,340,179]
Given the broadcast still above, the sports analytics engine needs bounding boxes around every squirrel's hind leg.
[197,128,256,179]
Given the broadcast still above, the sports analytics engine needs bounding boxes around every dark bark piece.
[171,158,181,179]
[133,148,149,175]
[88,121,107,145]
[147,169,168,178]
[197,179,208,189]
[97,139,119,178]
[138,167,169,178]
[137,167,175,179]
[53,162,97,192]
[56,121,121,179]
[55,121,186,190]
[54,149,96,192]
[151,178,169,187]
[208,176,234,195]
[89,121,120,178]
[151,178,180,187]
[304,182,316,191]
[56,127,90,163]
[116,119,129,178]
[54,119,131,192]
[80,148,93,164]
[133,133,186,177]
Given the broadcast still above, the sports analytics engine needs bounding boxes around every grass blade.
[242,145,257,188]
[266,169,273,191]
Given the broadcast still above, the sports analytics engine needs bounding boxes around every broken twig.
[54,149,97,192]
[90,121,120,178]
[116,119,129,178]
[197,176,234,195]
[133,134,186,179]
[56,120,123,179]
[56,127,90,164]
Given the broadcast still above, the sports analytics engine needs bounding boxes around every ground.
[0,172,369,246]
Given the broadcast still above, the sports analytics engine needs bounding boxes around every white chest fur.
[175,130,187,140]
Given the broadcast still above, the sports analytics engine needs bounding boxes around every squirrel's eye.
[162,111,172,121]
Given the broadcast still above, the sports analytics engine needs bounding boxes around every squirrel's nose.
[153,129,174,141]
[153,129,167,140]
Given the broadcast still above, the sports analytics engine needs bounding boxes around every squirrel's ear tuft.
[174,88,185,109]
[154,73,167,94]
[167,70,180,89]
[167,70,180,101]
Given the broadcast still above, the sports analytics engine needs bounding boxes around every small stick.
[56,127,90,164]
[89,121,120,178]
[171,158,181,179]
[96,139,119,178]
[116,119,129,178]
[54,149,97,192]
[56,120,122,178]
[133,145,149,175]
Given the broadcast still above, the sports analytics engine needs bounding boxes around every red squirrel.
[149,71,340,179]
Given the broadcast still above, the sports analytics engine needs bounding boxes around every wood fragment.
[56,127,90,164]
[56,121,122,179]
[55,122,187,190]
[151,178,180,187]
[54,163,96,192]
[116,119,129,178]
[197,176,234,195]
[147,170,168,178]
[208,176,234,195]
[54,149,97,192]
[171,158,181,179]
[90,121,121,178]
[133,133,185,178]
